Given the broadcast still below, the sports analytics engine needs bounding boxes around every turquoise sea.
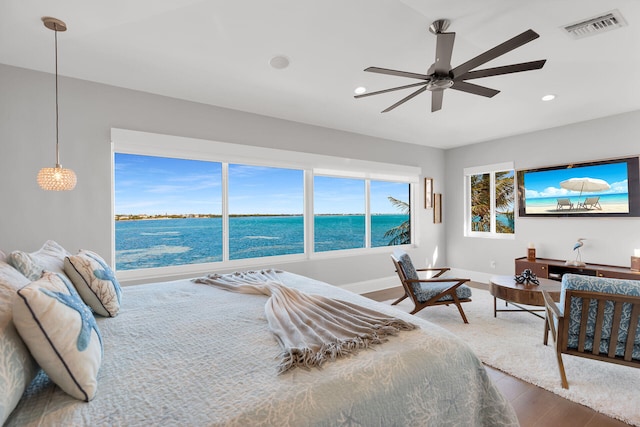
[115,214,409,270]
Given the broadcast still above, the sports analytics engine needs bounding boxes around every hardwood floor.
[361,286,632,427]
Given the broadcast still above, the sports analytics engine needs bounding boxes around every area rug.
[388,288,640,426]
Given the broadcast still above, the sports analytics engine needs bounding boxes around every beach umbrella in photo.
[560,177,610,204]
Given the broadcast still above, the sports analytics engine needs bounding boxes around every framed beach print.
[517,156,640,218]
[424,178,433,209]
[433,193,442,223]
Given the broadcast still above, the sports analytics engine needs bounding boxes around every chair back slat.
[625,304,640,362]
[591,301,606,355]
[577,298,590,352]
[608,303,625,358]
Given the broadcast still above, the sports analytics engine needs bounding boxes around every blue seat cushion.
[414,282,472,304]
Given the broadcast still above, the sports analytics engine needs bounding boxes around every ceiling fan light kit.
[356,19,547,113]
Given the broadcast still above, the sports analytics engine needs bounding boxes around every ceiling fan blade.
[450,29,540,79]
[381,86,428,113]
[450,81,500,98]
[455,60,546,81]
[433,32,455,74]
[354,81,429,99]
[431,90,444,112]
[364,66,431,80]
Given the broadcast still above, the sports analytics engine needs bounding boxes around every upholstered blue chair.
[390,250,472,323]
[543,273,640,388]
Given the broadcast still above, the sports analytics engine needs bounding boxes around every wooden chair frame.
[391,254,471,323]
[543,289,640,389]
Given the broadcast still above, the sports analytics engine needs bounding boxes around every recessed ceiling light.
[542,94,556,101]
[354,86,367,95]
[269,55,290,70]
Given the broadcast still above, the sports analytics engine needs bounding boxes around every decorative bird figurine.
[567,238,586,266]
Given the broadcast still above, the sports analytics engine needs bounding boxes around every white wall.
[444,110,640,278]
[0,63,446,288]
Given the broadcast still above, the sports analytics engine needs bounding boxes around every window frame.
[111,128,419,281]
[464,162,515,240]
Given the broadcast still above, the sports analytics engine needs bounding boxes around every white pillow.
[13,272,102,401]
[64,250,122,317]
[0,261,36,424]
[8,240,71,281]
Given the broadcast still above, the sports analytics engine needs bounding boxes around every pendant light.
[37,17,77,191]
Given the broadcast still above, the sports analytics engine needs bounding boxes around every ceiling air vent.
[563,10,627,39]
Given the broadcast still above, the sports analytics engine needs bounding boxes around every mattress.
[6,271,518,426]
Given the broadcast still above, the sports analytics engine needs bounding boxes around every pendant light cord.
[54,23,60,167]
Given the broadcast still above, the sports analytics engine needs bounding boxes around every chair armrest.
[406,278,469,284]
[542,290,562,319]
[415,267,450,277]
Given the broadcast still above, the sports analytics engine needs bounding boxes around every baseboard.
[342,269,494,294]
[448,268,493,285]
[340,276,398,294]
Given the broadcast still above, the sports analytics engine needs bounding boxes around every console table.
[515,257,640,281]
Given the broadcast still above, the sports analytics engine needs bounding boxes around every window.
[228,164,304,260]
[465,163,515,238]
[112,128,420,275]
[313,176,365,252]
[370,180,411,247]
[114,153,222,270]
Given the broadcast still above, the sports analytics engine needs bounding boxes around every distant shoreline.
[115,213,404,221]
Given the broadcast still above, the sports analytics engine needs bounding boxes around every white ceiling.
[1,0,639,149]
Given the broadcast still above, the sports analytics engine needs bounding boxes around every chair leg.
[451,294,469,324]
[543,316,550,346]
[555,350,569,389]
[455,302,469,324]
[391,294,408,306]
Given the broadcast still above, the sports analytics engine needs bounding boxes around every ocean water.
[115,214,409,270]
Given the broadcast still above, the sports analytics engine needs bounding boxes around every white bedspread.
[6,272,518,426]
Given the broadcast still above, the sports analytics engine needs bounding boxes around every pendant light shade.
[38,17,77,191]
[37,166,77,190]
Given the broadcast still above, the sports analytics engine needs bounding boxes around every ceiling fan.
[355,19,547,113]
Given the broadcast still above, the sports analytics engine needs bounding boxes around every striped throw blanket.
[194,270,416,374]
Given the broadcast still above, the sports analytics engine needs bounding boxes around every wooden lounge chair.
[391,250,472,323]
[543,274,640,389]
[556,198,573,210]
[579,196,602,210]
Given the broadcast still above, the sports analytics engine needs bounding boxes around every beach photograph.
[520,161,630,214]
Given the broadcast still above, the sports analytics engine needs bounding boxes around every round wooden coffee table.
[489,275,561,318]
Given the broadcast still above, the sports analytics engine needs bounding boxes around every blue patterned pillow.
[8,240,71,281]
[13,272,103,401]
[0,261,37,424]
[64,250,122,317]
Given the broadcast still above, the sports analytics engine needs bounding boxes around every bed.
[3,262,518,426]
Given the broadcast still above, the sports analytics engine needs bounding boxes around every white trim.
[463,162,514,176]
[111,127,420,275]
[112,128,421,179]
[340,275,399,294]
[464,162,516,239]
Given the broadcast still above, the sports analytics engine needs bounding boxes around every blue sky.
[523,162,629,199]
[115,154,410,215]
